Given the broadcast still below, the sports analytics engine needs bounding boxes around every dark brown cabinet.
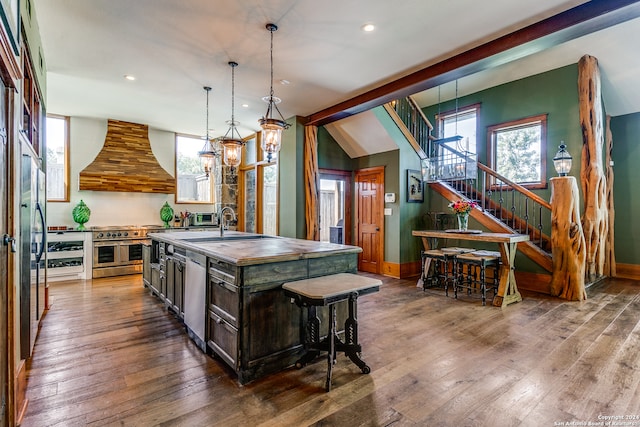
[205,254,357,384]
[165,251,186,319]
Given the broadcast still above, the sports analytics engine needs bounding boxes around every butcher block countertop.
[147,230,362,266]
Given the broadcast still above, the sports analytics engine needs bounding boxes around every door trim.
[319,169,352,245]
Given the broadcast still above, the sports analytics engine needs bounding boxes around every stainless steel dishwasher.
[184,251,207,352]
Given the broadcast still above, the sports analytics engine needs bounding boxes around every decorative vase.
[457,212,469,231]
[160,202,174,228]
[72,200,91,231]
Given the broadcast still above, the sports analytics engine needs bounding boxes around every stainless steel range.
[92,226,162,278]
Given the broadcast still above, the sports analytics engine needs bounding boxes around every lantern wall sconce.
[553,142,572,176]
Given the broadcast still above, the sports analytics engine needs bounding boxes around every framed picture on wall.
[406,169,423,203]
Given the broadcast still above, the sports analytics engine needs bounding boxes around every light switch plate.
[384,208,392,216]
[384,193,396,203]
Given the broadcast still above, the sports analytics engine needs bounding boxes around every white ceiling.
[33,0,638,152]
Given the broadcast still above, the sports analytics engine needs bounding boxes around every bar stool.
[454,250,501,305]
[421,247,474,292]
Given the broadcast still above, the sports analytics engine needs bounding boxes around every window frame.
[486,113,548,190]
[174,133,215,204]
[238,132,279,235]
[435,103,480,154]
[45,114,70,202]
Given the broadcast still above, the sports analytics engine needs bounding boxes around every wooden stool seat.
[283,273,380,391]
[455,250,501,305]
[421,247,474,293]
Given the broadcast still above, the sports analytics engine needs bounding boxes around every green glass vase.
[160,202,174,228]
[457,212,469,231]
[72,200,91,231]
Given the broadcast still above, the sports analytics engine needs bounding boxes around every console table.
[412,230,530,308]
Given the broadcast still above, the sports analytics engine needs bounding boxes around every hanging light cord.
[230,62,238,138]
[205,87,210,141]
[231,64,235,125]
[269,26,275,102]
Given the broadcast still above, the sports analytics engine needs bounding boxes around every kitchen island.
[145,230,362,384]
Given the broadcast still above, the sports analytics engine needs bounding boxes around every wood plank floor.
[20,274,640,426]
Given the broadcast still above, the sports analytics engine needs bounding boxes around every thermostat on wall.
[384,193,396,203]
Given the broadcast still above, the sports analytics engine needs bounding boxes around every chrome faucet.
[219,206,236,237]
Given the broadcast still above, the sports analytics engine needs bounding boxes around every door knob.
[3,234,16,253]
[376,227,380,231]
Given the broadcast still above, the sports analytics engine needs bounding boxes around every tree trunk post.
[550,176,587,301]
[578,54,608,282]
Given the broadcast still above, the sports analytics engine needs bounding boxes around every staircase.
[387,97,553,273]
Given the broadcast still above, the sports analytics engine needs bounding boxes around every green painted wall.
[610,112,640,264]
[371,107,424,264]
[423,64,581,207]
[278,117,306,239]
[421,65,582,273]
[318,126,353,171]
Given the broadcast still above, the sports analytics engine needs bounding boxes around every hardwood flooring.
[20,274,640,426]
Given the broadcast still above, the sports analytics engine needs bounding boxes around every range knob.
[123,232,129,237]
[98,233,104,238]
[133,231,139,236]
[106,232,111,238]
[117,232,122,237]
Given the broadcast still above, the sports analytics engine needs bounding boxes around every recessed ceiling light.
[361,23,375,32]
[280,79,290,85]
[242,103,249,108]
[124,75,136,81]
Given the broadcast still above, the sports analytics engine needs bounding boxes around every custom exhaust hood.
[79,119,176,193]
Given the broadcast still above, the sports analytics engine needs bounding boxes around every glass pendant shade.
[198,140,217,177]
[221,139,243,168]
[553,142,572,176]
[260,118,285,162]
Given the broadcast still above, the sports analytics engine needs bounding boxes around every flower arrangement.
[448,199,478,215]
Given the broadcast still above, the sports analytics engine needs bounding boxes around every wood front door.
[355,167,384,274]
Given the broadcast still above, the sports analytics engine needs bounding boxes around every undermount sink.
[181,234,273,243]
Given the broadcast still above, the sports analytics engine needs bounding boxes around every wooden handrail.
[477,163,552,210]
[407,96,433,131]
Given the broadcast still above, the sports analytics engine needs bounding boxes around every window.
[436,104,479,155]
[239,133,279,235]
[175,134,214,203]
[46,115,69,202]
[487,114,547,188]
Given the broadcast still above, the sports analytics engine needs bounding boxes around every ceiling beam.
[305,0,640,126]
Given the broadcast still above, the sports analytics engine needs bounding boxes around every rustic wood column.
[304,125,320,240]
[550,176,587,301]
[578,54,608,281]
[604,115,616,277]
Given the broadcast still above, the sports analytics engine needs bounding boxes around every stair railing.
[386,97,433,157]
[425,143,552,251]
[386,97,551,251]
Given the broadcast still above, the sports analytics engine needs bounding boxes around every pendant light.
[259,23,290,162]
[197,86,219,177]
[218,61,243,170]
